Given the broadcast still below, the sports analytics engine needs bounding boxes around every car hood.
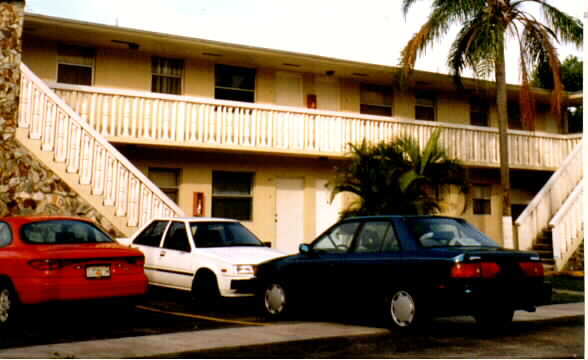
[199,246,287,265]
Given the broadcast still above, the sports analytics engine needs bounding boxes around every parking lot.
[0,287,266,350]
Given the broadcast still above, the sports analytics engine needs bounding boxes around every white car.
[118,217,285,301]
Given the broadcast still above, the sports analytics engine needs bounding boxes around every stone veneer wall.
[0,1,122,237]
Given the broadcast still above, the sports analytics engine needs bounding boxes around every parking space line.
[136,305,269,326]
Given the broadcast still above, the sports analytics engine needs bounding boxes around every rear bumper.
[430,279,552,316]
[14,274,148,304]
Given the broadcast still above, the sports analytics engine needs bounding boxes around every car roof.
[343,215,463,221]
[0,215,95,226]
[147,217,239,223]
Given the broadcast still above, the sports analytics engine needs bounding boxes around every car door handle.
[159,250,166,257]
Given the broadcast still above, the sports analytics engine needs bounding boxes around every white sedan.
[118,217,285,302]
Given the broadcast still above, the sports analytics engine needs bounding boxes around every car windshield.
[405,218,499,248]
[190,222,264,248]
[21,220,113,244]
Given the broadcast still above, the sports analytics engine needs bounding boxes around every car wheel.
[474,307,514,330]
[263,282,289,319]
[0,283,17,329]
[192,272,220,308]
[384,289,424,330]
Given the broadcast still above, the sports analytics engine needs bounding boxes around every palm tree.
[399,0,582,232]
[332,129,467,217]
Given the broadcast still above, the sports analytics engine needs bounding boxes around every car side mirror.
[299,243,311,254]
[263,241,272,247]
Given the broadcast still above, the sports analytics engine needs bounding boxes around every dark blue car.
[256,216,551,330]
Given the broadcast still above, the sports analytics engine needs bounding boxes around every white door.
[315,76,340,111]
[275,71,303,107]
[315,179,343,236]
[276,177,305,254]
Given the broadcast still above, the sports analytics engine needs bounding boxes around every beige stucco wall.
[21,37,56,81]
[95,48,151,90]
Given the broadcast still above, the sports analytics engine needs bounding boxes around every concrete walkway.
[0,302,583,359]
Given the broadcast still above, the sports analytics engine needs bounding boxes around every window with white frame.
[212,171,254,221]
[215,64,256,103]
[148,168,180,204]
[151,56,184,95]
[472,184,491,215]
[57,44,95,86]
[415,93,436,121]
[360,84,393,116]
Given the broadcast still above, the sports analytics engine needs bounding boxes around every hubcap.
[0,289,11,323]
[264,284,286,315]
[390,290,415,327]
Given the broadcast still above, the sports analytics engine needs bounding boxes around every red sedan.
[0,216,148,328]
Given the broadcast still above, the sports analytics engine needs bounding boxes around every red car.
[0,216,148,328]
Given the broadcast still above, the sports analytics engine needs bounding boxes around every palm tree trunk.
[495,30,513,248]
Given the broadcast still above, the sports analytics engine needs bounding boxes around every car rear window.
[21,220,113,244]
[405,218,499,248]
[0,222,11,247]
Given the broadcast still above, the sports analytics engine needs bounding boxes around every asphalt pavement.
[0,302,583,359]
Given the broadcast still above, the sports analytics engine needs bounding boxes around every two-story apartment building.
[12,12,582,265]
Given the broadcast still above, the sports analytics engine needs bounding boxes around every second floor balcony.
[39,81,581,171]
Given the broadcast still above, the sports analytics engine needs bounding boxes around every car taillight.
[451,262,500,279]
[519,261,544,277]
[28,259,64,270]
[126,256,145,266]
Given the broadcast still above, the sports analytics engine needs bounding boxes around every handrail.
[515,140,583,250]
[49,81,581,171]
[18,63,185,230]
[549,180,583,271]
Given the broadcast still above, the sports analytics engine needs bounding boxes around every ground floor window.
[148,168,180,204]
[212,171,254,221]
[472,184,491,215]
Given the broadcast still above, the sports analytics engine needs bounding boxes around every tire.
[384,289,425,330]
[191,272,220,309]
[474,307,514,330]
[0,282,17,330]
[262,282,289,319]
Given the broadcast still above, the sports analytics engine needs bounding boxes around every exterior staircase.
[16,64,185,236]
[515,141,583,272]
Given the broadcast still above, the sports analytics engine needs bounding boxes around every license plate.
[86,265,111,279]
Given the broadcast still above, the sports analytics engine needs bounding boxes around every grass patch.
[551,292,584,304]
[549,275,584,292]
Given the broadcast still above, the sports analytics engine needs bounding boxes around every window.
[360,84,393,116]
[215,64,256,102]
[212,171,254,221]
[148,168,180,204]
[152,56,184,95]
[415,93,436,121]
[0,222,12,247]
[57,44,95,86]
[470,99,489,127]
[353,221,396,253]
[508,103,523,130]
[21,220,112,244]
[133,220,168,247]
[313,221,360,253]
[162,222,191,252]
[191,222,263,248]
[473,185,492,215]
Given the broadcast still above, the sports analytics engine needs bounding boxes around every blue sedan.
[255,216,551,330]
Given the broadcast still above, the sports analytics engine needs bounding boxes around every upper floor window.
[470,99,489,127]
[148,168,180,204]
[215,64,256,103]
[57,44,95,86]
[472,185,492,215]
[508,103,523,130]
[212,171,254,221]
[415,93,436,121]
[360,84,393,116]
[152,56,184,95]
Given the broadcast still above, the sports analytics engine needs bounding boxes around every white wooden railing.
[50,82,581,170]
[550,180,583,271]
[515,141,583,251]
[18,64,185,231]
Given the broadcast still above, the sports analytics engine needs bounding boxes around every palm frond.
[535,0,583,47]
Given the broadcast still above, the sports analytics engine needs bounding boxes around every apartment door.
[315,76,340,111]
[275,177,305,254]
[315,178,343,236]
[275,71,303,107]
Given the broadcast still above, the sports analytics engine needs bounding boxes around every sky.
[25,0,586,84]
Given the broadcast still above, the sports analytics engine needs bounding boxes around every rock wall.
[0,1,122,237]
